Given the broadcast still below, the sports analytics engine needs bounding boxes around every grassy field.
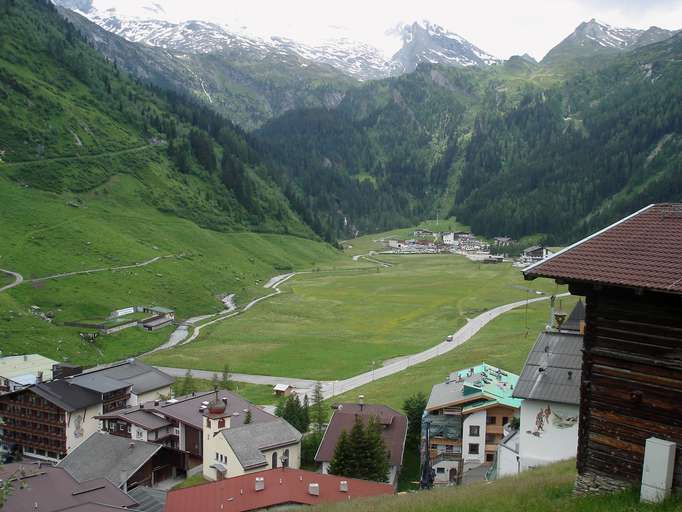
[327,297,577,410]
[309,459,680,512]
[0,174,344,367]
[144,246,564,380]
[177,377,278,406]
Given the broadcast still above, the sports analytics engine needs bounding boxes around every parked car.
[446,335,454,342]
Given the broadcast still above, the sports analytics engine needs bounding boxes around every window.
[486,453,495,462]
[486,434,496,444]
[216,452,220,461]
[486,416,496,425]
[119,423,125,431]
[468,443,479,455]
[445,445,453,453]
[502,417,509,426]
[430,444,438,450]
[272,452,278,469]
[436,467,445,474]
[469,425,480,437]
[283,449,290,468]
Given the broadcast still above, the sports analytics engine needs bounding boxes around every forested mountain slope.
[0,0,311,237]
[257,34,682,243]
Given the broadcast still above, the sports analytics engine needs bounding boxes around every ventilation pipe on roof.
[308,483,320,496]
[255,477,265,491]
[36,371,43,384]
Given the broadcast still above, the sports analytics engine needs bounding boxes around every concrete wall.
[462,410,486,464]
[519,399,579,471]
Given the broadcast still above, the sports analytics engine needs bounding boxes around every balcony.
[431,453,462,465]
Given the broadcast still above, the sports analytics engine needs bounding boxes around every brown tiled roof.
[165,468,393,512]
[0,463,135,512]
[524,204,682,294]
[315,404,407,466]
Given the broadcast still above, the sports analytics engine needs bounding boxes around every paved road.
[0,269,23,293]
[156,292,568,401]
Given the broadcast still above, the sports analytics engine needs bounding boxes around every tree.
[403,392,427,446]
[177,369,195,396]
[221,364,233,390]
[363,418,390,483]
[302,394,311,433]
[328,430,352,477]
[328,416,390,483]
[310,382,327,435]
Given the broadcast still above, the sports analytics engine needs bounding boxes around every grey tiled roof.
[58,432,161,486]
[222,419,301,469]
[513,330,583,405]
[69,373,130,394]
[128,486,167,512]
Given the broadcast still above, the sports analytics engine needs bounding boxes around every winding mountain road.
[0,269,23,293]
[156,288,568,401]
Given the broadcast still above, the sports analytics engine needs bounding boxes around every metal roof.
[71,359,174,395]
[222,419,302,469]
[69,373,130,394]
[58,432,162,487]
[524,203,682,294]
[31,380,102,411]
[513,330,583,405]
[128,486,167,512]
[426,363,521,411]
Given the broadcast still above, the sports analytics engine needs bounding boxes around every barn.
[524,203,682,495]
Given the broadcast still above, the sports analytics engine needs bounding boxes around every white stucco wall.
[519,399,579,471]
[131,425,148,442]
[462,410,486,464]
[496,433,520,478]
[65,404,103,454]
[129,386,172,407]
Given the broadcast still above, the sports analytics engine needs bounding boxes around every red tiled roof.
[315,404,407,466]
[524,204,682,294]
[164,468,393,512]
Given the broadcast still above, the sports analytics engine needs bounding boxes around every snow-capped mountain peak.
[391,19,498,73]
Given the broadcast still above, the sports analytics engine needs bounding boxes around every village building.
[0,461,137,512]
[315,403,407,487]
[522,245,554,262]
[202,395,302,481]
[0,359,173,461]
[421,363,520,486]
[165,468,394,512]
[495,301,585,478]
[493,237,514,247]
[442,232,455,245]
[97,389,276,465]
[0,353,58,393]
[273,383,294,397]
[523,203,682,495]
[58,431,187,491]
[414,228,434,238]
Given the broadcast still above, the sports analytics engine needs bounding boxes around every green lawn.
[176,377,278,406]
[144,251,564,380]
[327,297,576,411]
[0,174,344,367]
[310,459,680,512]
[172,472,208,490]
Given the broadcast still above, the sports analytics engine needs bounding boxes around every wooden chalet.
[524,203,682,494]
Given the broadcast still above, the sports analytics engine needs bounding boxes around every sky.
[93,0,682,59]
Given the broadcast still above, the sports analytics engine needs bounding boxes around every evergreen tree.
[221,364,232,390]
[364,418,390,483]
[302,394,311,433]
[328,430,352,477]
[310,382,327,435]
[403,392,427,446]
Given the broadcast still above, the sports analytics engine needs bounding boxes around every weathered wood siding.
[576,286,682,490]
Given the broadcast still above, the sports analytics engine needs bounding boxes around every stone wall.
[574,471,631,496]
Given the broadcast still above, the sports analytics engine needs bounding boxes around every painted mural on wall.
[526,404,577,437]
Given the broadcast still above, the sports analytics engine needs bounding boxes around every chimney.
[308,483,320,496]
[129,442,135,451]
[339,480,348,492]
[154,400,159,406]
[139,404,144,409]
[36,371,43,384]
[255,477,265,491]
